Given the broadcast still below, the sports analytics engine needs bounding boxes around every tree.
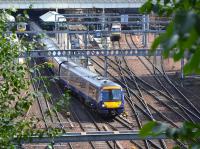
[140,0,200,74]
[0,10,68,148]
[139,0,200,148]
[0,10,36,147]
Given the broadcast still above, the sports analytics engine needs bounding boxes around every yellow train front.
[97,84,124,116]
[17,22,27,32]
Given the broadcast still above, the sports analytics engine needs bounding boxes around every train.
[30,22,125,117]
[110,22,121,41]
[51,57,125,116]
[17,22,27,32]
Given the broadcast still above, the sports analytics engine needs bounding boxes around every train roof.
[55,57,121,89]
[38,26,121,89]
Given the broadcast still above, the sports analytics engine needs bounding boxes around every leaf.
[151,36,161,51]
[164,0,170,5]
[184,46,200,74]
[29,68,34,73]
[139,0,153,13]
[139,121,157,137]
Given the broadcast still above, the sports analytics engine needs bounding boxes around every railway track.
[89,34,191,148]
[29,57,127,149]
[87,35,147,148]
[27,58,74,148]
[27,21,199,148]
[72,32,197,149]
[128,33,200,123]
[88,41,162,148]
[29,22,133,148]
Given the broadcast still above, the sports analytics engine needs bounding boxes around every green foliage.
[0,10,35,147]
[140,121,200,148]
[140,0,200,74]
[140,1,200,148]
[55,91,71,112]
[0,10,71,147]
[140,121,169,137]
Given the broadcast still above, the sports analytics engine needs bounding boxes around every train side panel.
[59,64,99,109]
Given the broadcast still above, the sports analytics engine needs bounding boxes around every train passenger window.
[79,79,85,88]
[88,86,96,100]
[101,89,121,101]
[111,28,120,32]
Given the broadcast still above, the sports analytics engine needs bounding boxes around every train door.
[86,84,97,108]
[59,61,69,85]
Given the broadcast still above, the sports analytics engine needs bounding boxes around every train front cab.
[98,85,124,116]
[110,23,121,41]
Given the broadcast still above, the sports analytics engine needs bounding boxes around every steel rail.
[114,55,152,149]
[89,37,153,148]
[69,103,96,149]
[93,36,186,147]
[93,58,167,149]
[94,66,162,149]
[119,37,154,118]
[32,59,74,148]
[84,106,121,149]
[128,34,197,123]
[92,59,186,149]
[126,34,200,122]
[93,60,187,148]
[28,60,49,130]
[143,57,195,122]
[160,57,200,117]
[143,50,200,121]
[113,41,167,149]
[102,57,189,122]
[160,55,200,116]
[91,39,167,148]
[69,94,115,149]
[123,34,189,147]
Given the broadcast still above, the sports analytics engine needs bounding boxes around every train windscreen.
[101,89,122,101]
[111,28,120,31]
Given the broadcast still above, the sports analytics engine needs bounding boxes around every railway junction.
[1,1,200,149]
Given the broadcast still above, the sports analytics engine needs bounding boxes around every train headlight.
[102,104,105,107]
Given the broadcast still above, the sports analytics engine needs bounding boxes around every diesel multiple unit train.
[111,22,121,41]
[31,22,124,116]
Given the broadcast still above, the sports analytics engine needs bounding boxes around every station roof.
[39,11,66,22]
[0,0,145,9]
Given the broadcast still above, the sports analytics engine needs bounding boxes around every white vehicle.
[111,23,121,41]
